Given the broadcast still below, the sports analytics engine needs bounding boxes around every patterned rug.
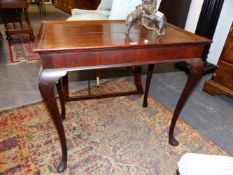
[0,78,230,175]
[8,36,40,64]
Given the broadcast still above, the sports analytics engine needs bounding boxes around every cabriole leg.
[38,69,67,172]
[169,58,204,146]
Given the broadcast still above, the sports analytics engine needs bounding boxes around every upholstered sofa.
[67,0,142,21]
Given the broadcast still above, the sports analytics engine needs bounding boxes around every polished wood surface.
[34,20,210,172]
[35,20,209,51]
[0,0,34,40]
[203,23,233,98]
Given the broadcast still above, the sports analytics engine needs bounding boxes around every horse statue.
[125,0,167,36]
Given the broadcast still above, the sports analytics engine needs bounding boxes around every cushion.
[97,0,113,11]
[108,0,142,20]
[67,13,109,21]
[178,153,233,175]
[71,9,111,16]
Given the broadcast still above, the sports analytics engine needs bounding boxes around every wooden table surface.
[34,20,209,51]
[34,20,210,172]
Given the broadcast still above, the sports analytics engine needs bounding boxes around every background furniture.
[36,0,46,15]
[0,32,2,49]
[178,153,233,175]
[67,0,143,21]
[53,0,101,13]
[34,20,209,172]
[0,0,34,40]
[75,0,100,10]
[28,0,46,15]
[67,0,112,21]
[203,23,233,99]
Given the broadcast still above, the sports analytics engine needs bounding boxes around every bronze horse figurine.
[125,0,167,35]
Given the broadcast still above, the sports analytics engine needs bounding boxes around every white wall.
[185,0,204,33]
[157,0,161,7]
[185,0,233,65]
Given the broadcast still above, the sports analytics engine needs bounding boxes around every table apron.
[40,46,204,69]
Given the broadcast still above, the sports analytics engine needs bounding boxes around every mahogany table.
[34,20,210,172]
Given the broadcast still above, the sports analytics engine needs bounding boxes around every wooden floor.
[0,5,233,156]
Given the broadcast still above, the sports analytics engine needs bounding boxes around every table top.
[34,20,210,53]
[0,0,28,8]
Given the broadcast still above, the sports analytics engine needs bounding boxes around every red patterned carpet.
[8,36,39,64]
[0,79,230,174]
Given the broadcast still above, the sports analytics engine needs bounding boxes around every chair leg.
[40,0,46,16]
[96,70,100,87]
[37,0,46,16]
[96,76,100,87]
[88,71,91,95]
[23,7,34,40]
